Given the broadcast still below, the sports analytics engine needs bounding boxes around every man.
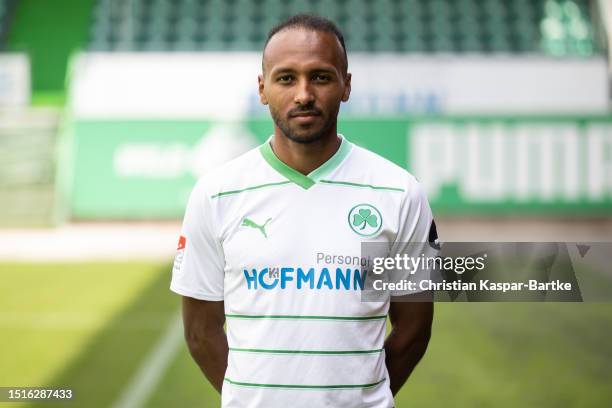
[170,14,434,408]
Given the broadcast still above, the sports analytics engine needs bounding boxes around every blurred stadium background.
[0,0,611,407]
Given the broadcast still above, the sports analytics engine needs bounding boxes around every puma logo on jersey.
[242,217,272,238]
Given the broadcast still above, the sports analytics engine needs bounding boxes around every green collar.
[259,135,353,189]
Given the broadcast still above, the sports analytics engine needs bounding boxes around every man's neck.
[270,129,341,176]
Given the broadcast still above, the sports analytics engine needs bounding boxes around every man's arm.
[384,299,433,395]
[181,296,228,393]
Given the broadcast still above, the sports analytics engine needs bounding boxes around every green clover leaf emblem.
[352,208,378,230]
[348,204,383,237]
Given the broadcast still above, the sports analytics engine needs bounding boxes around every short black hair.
[263,14,348,73]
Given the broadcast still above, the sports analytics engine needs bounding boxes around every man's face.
[259,29,351,144]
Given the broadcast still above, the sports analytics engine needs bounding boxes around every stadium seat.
[259,0,286,20]
[458,35,484,53]
[174,17,199,42]
[375,33,400,52]
[88,38,113,51]
[285,0,313,16]
[344,0,370,20]
[170,38,202,52]
[400,34,427,52]
[200,17,225,40]
[312,1,344,22]
[431,34,455,53]
[374,0,398,19]
[141,39,171,51]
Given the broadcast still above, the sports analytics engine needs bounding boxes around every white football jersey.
[171,135,434,408]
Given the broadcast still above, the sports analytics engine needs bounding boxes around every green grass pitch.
[0,262,611,407]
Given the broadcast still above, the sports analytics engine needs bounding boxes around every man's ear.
[258,74,268,105]
[341,72,351,102]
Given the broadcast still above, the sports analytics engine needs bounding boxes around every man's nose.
[293,79,315,106]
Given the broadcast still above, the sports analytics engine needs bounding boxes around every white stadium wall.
[68,52,609,118]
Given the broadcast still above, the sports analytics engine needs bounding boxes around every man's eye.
[313,74,331,82]
[278,75,293,83]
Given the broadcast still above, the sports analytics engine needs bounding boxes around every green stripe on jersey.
[225,314,387,321]
[223,377,386,390]
[229,347,384,355]
[210,181,292,199]
[319,179,405,192]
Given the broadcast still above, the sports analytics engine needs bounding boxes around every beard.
[270,104,339,144]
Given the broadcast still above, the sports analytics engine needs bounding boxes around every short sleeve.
[388,176,438,297]
[170,180,225,301]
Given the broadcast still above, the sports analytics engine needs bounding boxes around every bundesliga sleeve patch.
[173,235,186,273]
[177,235,186,250]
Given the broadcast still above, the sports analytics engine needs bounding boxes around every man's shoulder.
[342,142,420,191]
[192,144,280,198]
[202,145,262,179]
